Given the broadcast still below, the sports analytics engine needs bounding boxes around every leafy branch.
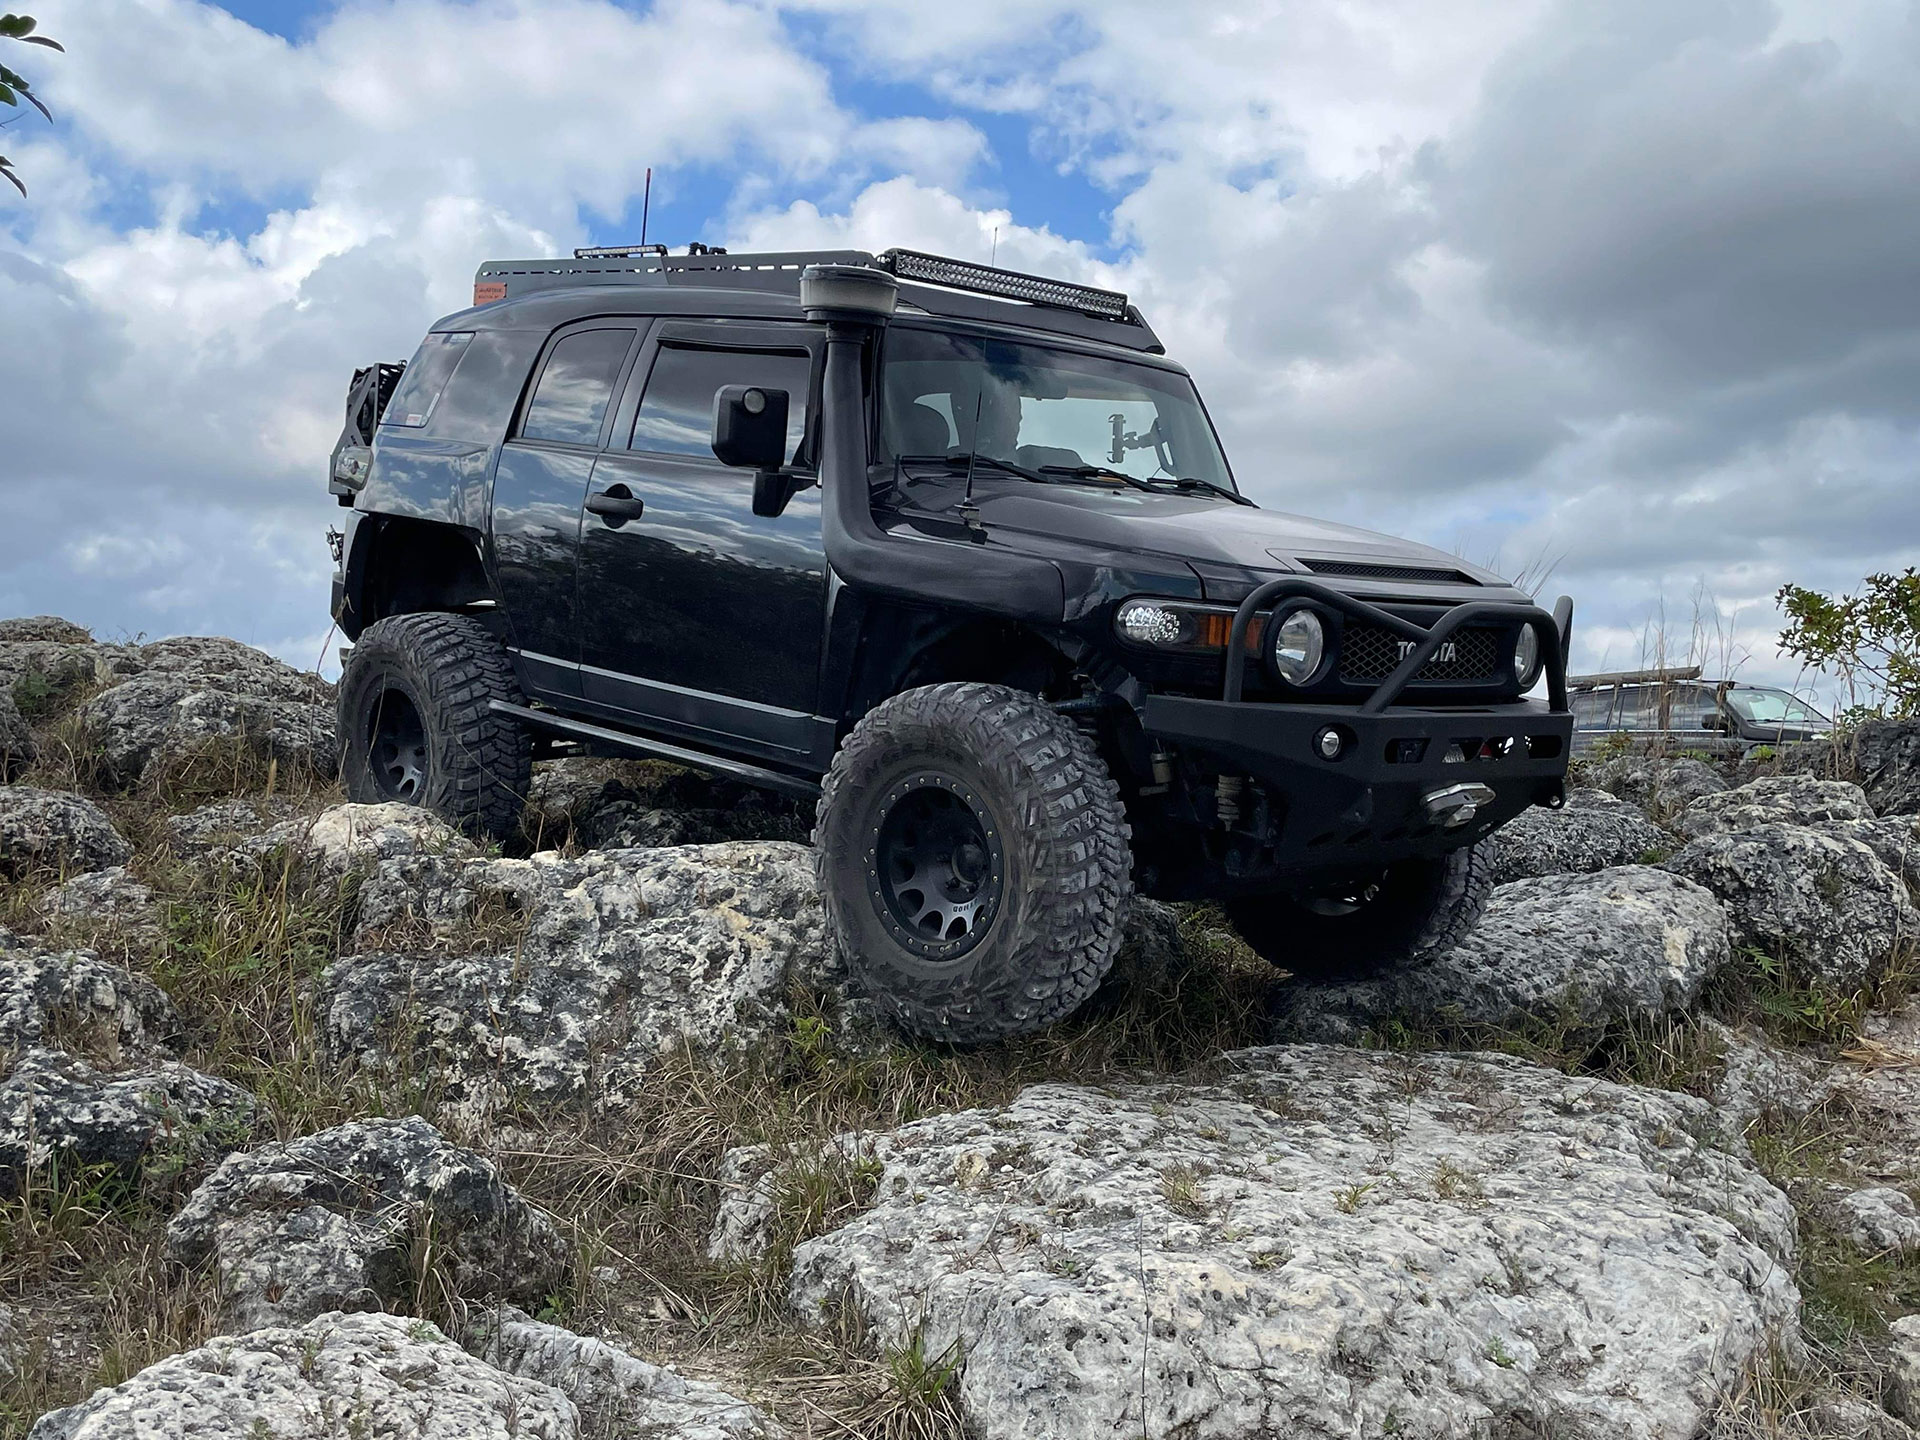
[0,12,64,197]
[1777,569,1920,721]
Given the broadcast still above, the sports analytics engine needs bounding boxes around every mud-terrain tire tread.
[338,612,530,842]
[1227,838,1496,978]
[814,683,1132,1044]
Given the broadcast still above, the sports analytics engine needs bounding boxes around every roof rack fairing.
[470,246,1161,351]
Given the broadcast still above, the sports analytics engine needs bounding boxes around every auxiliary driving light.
[1513,625,1542,687]
[1270,608,1326,686]
[1314,726,1345,761]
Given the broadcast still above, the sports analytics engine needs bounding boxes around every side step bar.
[489,700,823,802]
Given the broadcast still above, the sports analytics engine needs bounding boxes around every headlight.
[1113,599,1263,655]
[1269,608,1326,685]
[1513,625,1542,687]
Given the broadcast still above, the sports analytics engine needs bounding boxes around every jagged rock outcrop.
[0,692,33,780]
[326,843,834,1114]
[1818,813,1920,889]
[1674,774,1876,840]
[747,1045,1797,1440]
[77,636,335,788]
[1853,720,1920,817]
[252,801,476,880]
[1276,866,1729,1041]
[1700,1019,1833,1135]
[0,617,93,646]
[1835,1187,1920,1256]
[476,1309,786,1439]
[1892,1315,1920,1425]
[0,1048,254,1188]
[1665,825,1918,989]
[521,755,809,850]
[1486,787,1671,883]
[37,868,164,954]
[165,1116,571,1333]
[0,787,132,879]
[161,795,296,862]
[0,942,176,1061]
[1586,754,1727,811]
[25,1312,577,1440]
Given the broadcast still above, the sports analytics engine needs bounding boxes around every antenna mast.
[640,167,653,248]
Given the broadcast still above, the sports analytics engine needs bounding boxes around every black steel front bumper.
[1140,579,1575,867]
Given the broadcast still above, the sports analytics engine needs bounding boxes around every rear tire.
[338,612,530,842]
[814,683,1132,1044]
[1226,841,1495,979]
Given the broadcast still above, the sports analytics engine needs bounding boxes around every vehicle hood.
[892,478,1519,594]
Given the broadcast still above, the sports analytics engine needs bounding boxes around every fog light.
[1270,608,1326,686]
[1513,625,1542,687]
[1315,727,1345,761]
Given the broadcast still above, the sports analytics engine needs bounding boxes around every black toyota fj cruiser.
[327,245,1575,1042]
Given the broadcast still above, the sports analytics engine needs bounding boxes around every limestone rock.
[1700,1019,1833,1135]
[0,1048,254,1188]
[521,756,808,850]
[1276,866,1729,1042]
[1892,1314,1920,1425]
[1854,720,1920,817]
[1675,774,1875,840]
[0,787,132,879]
[0,944,176,1062]
[0,690,33,780]
[1102,896,1187,993]
[0,617,92,645]
[162,796,296,861]
[764,1045,1797,1440]
[1837,1187,1920,1256]
[165,1116,571,1333]
[37,868,164,954]
[254,801,476,880]
[1665,824,1918,989]
[78,637,335,788]
[328,843,832,1114]
[1487,787,1671,883]
[1818,814,1920,889]
[477,1309,785,1439]
[24,1311,577,1440]
[1586,754,1727,811]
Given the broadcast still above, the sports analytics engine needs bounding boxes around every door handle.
[586,484,646,526]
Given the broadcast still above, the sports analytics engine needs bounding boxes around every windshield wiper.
[895,453,1053,485]
[1159,475,1255,506]
[1037,464,1158,494]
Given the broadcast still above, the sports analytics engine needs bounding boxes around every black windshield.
[880,328,1237,495]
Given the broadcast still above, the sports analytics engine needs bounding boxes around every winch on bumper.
[1138,578,1575,871]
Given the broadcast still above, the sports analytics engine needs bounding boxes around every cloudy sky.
[3,0,1917,694]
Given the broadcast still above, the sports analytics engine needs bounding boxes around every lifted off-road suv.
[328,245,1575,1042]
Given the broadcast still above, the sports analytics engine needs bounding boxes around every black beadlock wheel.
[1226,840,1496,980]
[814,683,1133,1044]
[338,612,531,842]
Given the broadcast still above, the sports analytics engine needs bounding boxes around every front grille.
[1339,624,1500,684]
[1303,558,1479,586]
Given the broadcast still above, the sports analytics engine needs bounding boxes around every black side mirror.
[712,385,789,470]
[752,469,805,518]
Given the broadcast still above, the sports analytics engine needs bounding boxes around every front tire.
[338,613,531,842]
[1226,841,1495,979]
[814,684,1132,1044]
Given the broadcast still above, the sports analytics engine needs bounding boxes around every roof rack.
[1568,666,1704,689]
[470,245,1160,350]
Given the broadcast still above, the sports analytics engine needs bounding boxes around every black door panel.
[578,329,828,721]
[491,443,596,685]
[579,450,826,710]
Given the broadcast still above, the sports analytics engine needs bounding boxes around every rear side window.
[1571,690,1613,727]
[520,328,635,446]
[382,332,473,428]
[630,345,812,461]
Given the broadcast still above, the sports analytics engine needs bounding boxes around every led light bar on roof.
[881,248,1130,322]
